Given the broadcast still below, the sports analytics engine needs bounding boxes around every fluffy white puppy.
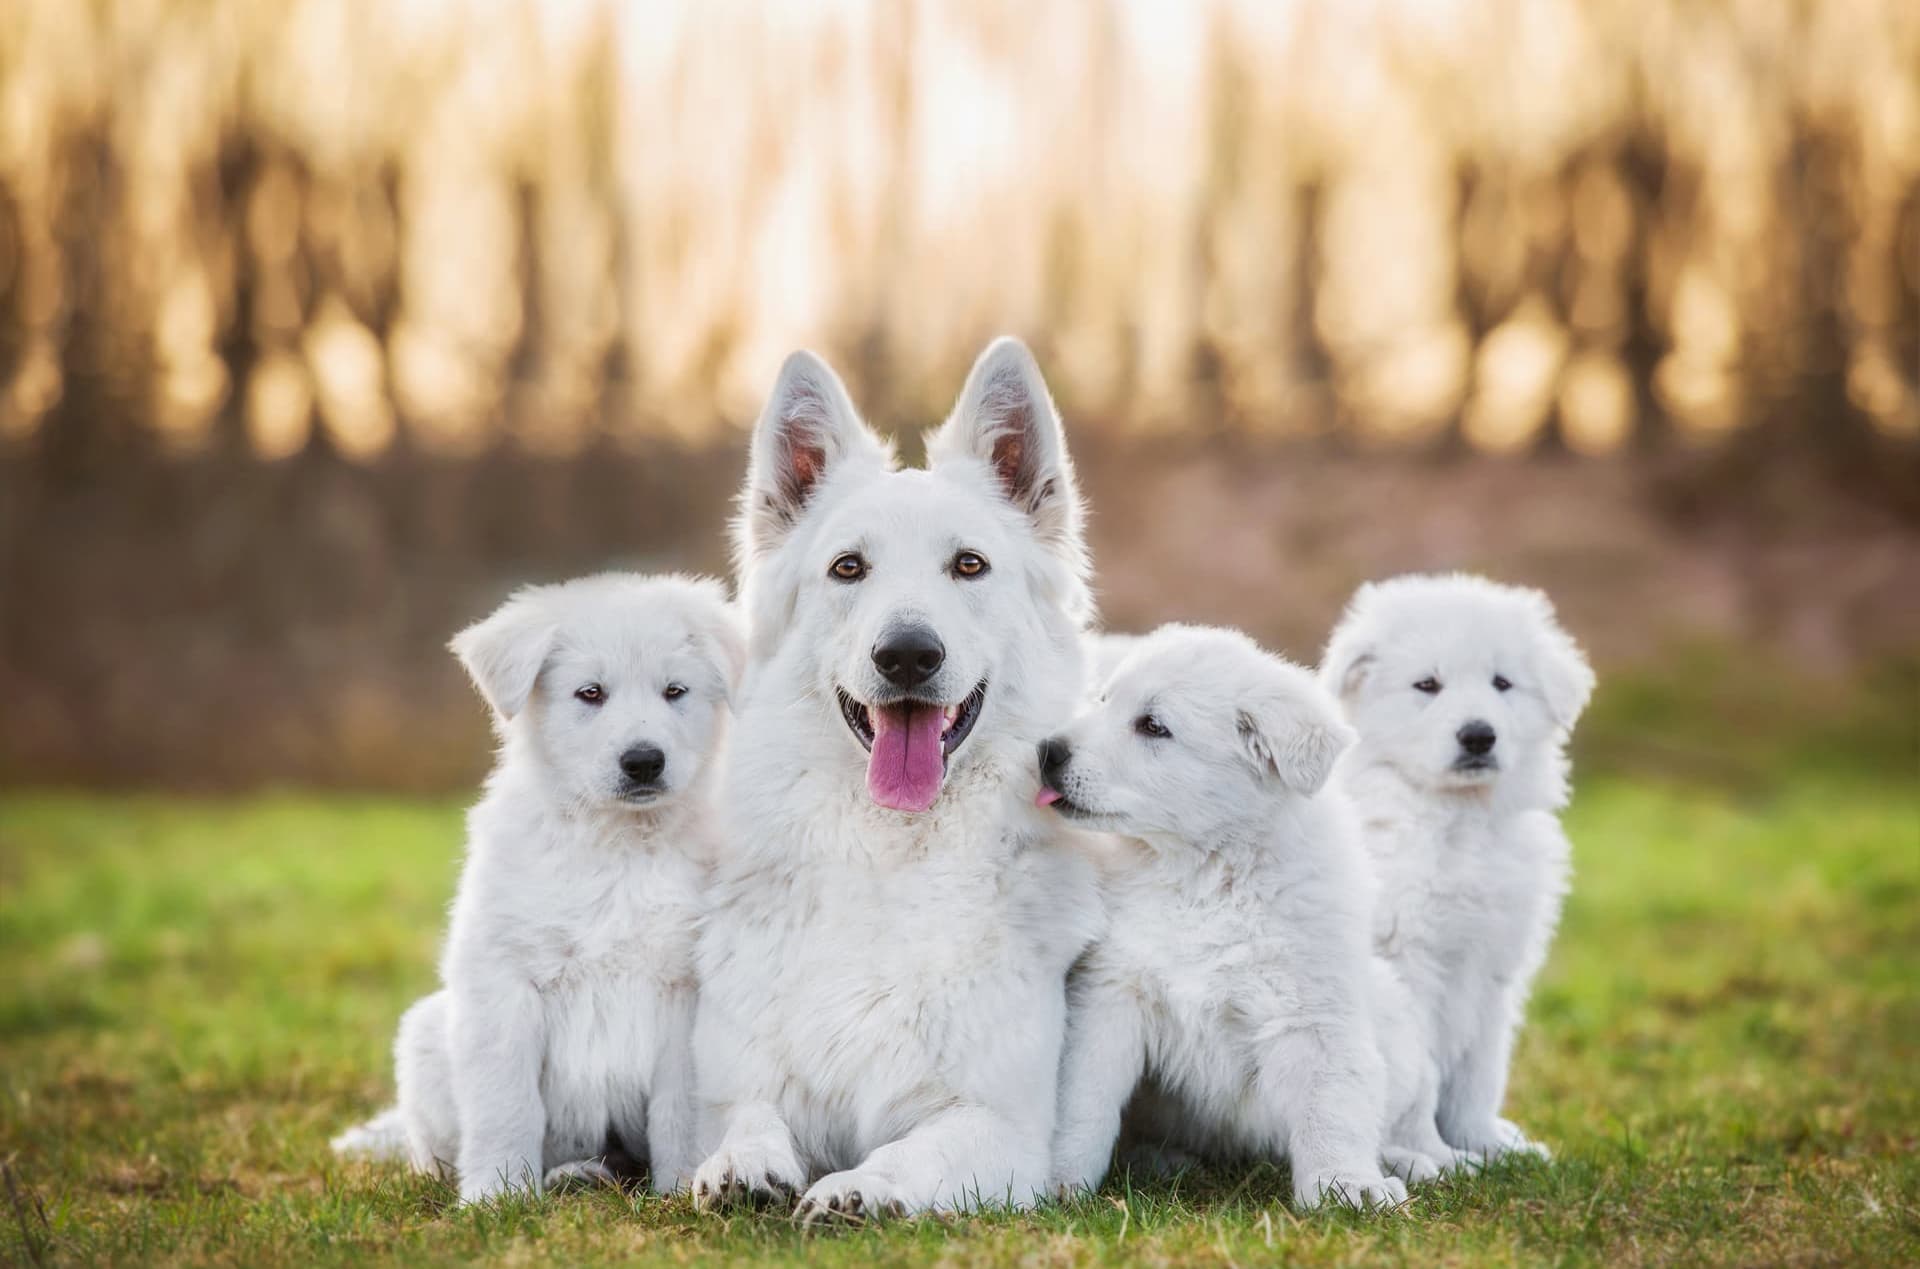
[1038,624,1419,1209]
[1320,573,1594,1163]
[338,573,744,1204]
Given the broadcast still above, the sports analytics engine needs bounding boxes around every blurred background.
[0,0,1915,790]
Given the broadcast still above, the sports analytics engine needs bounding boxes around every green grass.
[2,765,1917,1265]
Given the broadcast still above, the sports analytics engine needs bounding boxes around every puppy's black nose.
[872,625,945,689]
[1456,720,1496,756]
[1037,736,1072,785]
[619,744,666,784]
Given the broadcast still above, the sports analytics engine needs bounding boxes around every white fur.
[1321,573,1594,1162]
[689,339,1103,1221]
[1083,630,1143,683]
[1042,625,1419,1209]
[332,573,744,1204]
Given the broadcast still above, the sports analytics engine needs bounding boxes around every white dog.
[332,573,744,1204]
[1320,573,1593,1163]
[688,339,1102,1222]
[1039,624,1426,1210]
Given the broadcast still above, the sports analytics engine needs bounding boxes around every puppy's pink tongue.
[867,702,946,812]
[1035,787,1063,808]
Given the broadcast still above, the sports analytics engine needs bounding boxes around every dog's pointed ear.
[1523,590,1595,728]
[451,590,558,721]
[735,350,892,567]
[1237,668,1356,797]
[928,337,1086,561]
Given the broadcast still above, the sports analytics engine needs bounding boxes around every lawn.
[2,726,1917,1265]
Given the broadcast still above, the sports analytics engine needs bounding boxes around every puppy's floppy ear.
[1237,668,1357,797]
[927,337,1086,565]
[734,350,892,568]
[450,590,558,721]
[1326,648,1376,703]
[1522,589,1595,728]
[1319,582,1381,704]
[698,598,750,701]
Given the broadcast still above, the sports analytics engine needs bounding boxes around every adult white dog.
[1037,624,1424,1209]
[689,338,1102,1222]
[1320,573,1593,1163]
[332,573,744,1203]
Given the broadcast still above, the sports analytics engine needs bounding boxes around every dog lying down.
[331,573,744,1204]
[1038,623,1467,1209]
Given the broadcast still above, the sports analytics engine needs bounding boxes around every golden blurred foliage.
[3,1,1920,791]
[0,0,1915,459]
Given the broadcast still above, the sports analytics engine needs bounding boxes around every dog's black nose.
[1037,736,1072,784]
[872,625,945,689]
[1456,720,1496,756]
[619,744,667,784]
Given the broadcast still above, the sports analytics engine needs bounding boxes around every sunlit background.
[1,0,1915,787]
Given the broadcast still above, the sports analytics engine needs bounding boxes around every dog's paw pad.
[690,1151,800,1214]
[797,1171,910,1227]
[1300,1171,1408,1211]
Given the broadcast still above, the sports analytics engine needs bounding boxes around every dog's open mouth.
[837,680,987,812]
[1451,755,1499,775]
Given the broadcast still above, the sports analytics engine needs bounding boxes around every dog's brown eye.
[1492,675,1512,692]
[663,683,688,701]
[575,683,606,705]
[1413,677,1442,694]
[952,550,989,579]
[1134,714,1171,739]
[830,552,868,582]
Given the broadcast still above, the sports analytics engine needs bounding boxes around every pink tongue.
[1035,787,1062,807]
[867,702,947,811]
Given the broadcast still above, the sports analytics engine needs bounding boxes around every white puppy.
[1038,624,1416,1209]
[336,573,744,1204]
[1320,574,1593,1162]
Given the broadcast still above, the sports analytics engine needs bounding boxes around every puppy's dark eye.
[574,683,606,705]
[830,552,868,582]
[1413,677,1442,695]
[1134,714,1171,739]
[1492,675,1512,692]
[663,683,688,701]
[952,550,989,579]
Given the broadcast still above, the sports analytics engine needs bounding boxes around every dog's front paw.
[1453,1118,1552,1166]
[796,1169,911,1226]
[689,1142,803,1213]
[329,1107,408,1160]
[1381,1146,1442,1185]
[457,1165,540,1207]
[1297,1170,1408,1211]
[542,1158,620,1192]
[1494,1117,1552,1160]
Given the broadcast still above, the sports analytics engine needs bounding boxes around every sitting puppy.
[1320,574,1593,1163]
[1038,624,1413,1209]
[333,573,743,1203]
